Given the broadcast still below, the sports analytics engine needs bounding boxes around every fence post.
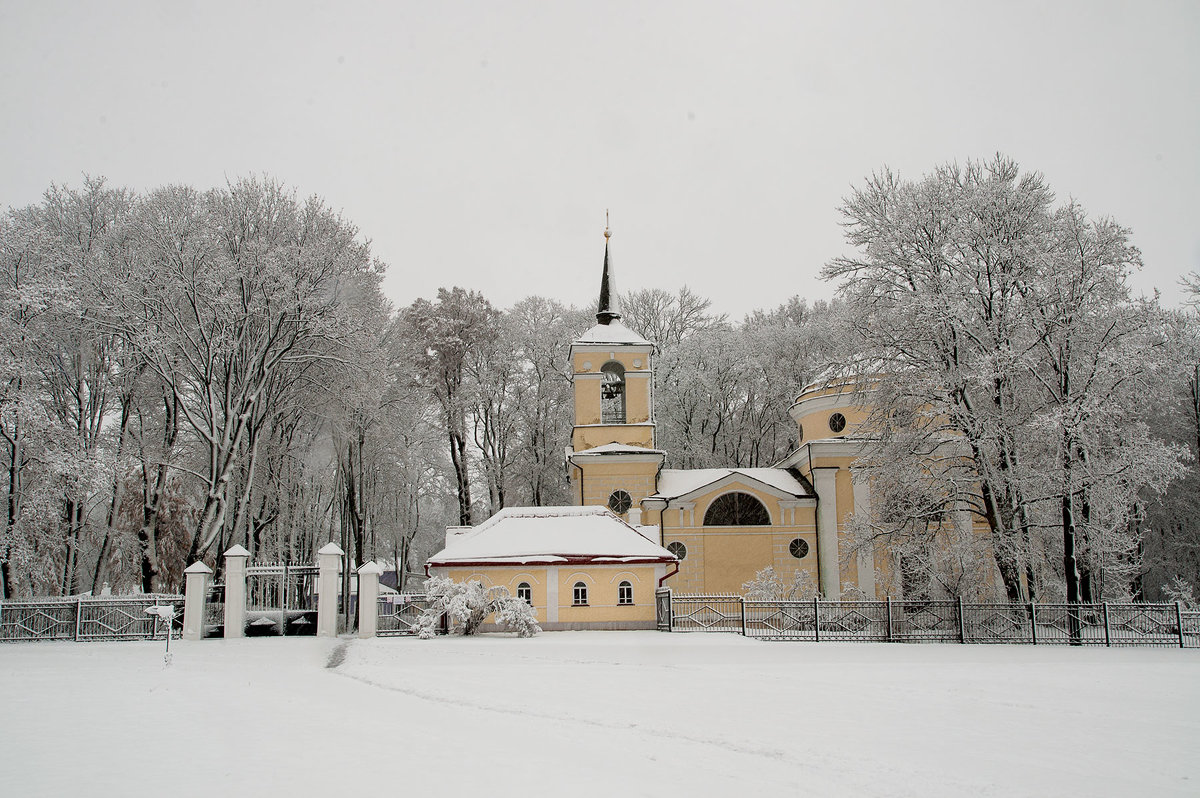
[739,596,747,637]
[885,596,893,642]
[73,598,83,641]
[182,561,213,640]
[357,562,382,639]
[223,545,250,639]
[1177,602,1186,649]
[1102,602,1111,647]
[957,596,966,643]
[1030,601,1037,645]
[813,597,820,642]
[317,542,344,638]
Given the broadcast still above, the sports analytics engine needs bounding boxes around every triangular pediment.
[652,468,814,504]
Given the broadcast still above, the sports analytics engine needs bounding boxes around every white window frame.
[618,580,634,605]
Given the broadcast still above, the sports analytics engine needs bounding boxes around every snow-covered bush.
[741,566,820,601]
[1163,576,1198,610]
[416,576,541,638]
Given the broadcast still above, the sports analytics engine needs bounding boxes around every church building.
[566,224,883,600]
[426,222,976,628]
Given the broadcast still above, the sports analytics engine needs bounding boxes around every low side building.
[426,506,677,631]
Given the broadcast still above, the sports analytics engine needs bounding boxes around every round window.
[608,489,632,515]
[789,538,810,559]
[828,412,846,433]
[797,423,804,442]
[666,541,687,560]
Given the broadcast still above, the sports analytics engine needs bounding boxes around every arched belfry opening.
[601,361,626,424]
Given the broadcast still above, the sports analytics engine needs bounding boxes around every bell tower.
[567,220,664,520]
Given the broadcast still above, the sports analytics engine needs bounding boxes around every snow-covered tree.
[401,288,500,526]
[825,155,1190,603]
[416,576,540,637]
[742,566,820,601]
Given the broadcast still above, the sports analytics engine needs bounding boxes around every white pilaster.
[813,468,841,600]
[357,561,382,639]
[851,470,877,599]
[223,545,250,638]
[182,561,212,641]
[545,566,559,623]
[317,542,344,638]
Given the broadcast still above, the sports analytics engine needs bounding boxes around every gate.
[245,563,319,636]
[655,588,672,631]
[377,594,435,636]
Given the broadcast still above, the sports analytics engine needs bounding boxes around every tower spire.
[596,211,621,325]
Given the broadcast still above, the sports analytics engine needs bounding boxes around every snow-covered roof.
[651,468,813,500]
[428,506,676,566]
[572,320,653,346]
[571,442,666,456]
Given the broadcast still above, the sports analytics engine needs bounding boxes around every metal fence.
[0,595,184,642]
[659,591,1200,648]
[377,594,437,636]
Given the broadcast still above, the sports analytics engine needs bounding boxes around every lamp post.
[145,604,177,666]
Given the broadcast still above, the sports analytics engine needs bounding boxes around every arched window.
[703,492,771,526]
[608,489,632,515]
[601,361,626,424]
[618,580,634,605]
[572,582,589,606]
[517,582,532,604]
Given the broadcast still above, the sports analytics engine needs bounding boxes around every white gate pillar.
[182,561,212,640]
[357,561,383,638]
[317,542,344,638]
[223,545,250,639]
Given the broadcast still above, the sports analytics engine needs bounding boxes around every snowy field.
[1,632,1197,797]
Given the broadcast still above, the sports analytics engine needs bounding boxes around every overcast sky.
[2,1,1197,319]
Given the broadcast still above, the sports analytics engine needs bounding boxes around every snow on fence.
[0,595,184,643]
[659,591,1200,648]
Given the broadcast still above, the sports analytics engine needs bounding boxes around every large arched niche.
[703,491,771,526]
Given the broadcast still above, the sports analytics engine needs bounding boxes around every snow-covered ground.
[1,632,1197,797]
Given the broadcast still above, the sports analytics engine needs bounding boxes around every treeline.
[829,156,1200,605]
[3,161,1199,604]
[0,176,839,598]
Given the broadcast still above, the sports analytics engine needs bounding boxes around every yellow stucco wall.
[795,405,870,444]
[571,349,653,428]
[432,563,663,628]
[571,459,661,516]
[556,567,657,624]
[572,424,656,451]
[657,484,819,595]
